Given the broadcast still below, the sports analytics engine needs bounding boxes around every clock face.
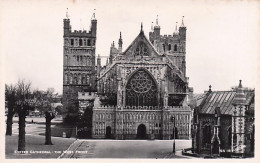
[134,42,149,57]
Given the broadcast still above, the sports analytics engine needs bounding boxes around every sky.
[0,0,259,94]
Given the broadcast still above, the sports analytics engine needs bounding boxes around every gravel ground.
[5,135,76,159]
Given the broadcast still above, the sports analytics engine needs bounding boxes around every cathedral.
[63,12,192,140]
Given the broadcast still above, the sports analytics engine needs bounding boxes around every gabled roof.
[198,90,254,115]
[121,29,161,57]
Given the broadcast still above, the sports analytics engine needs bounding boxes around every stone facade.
[62,14,192,140]
[62,16,97,116]
[92,19,192,140]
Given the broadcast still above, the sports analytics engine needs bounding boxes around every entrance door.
[137,124,146,139]
[106,126,112,139]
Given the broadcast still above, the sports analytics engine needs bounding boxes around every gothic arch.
[65,73,68,84]
[87,39,91,46]
[125,69,158,106]
[126,68,158,87]
[174,44,177,51]
[79,39,83,46]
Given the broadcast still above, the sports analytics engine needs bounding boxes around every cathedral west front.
[63,12,192,140]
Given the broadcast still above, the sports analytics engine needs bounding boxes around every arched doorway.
[106,126,112,139]
[126,70,158,106]
[137,124,146,139]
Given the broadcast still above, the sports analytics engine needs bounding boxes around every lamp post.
[171,116,176,154]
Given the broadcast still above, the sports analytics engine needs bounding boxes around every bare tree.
[34,89,56,145]
[15,80,35,151]
[5,84,17,136]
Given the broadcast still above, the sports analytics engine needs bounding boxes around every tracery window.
[126,70,158,106]
[134,42,149,56]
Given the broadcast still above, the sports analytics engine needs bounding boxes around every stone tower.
[232,80,247,154]
[149,16,187,76]
[63,11,97,117]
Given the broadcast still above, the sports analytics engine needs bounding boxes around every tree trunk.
[18,110,26,151]
[6,113,14,136]
[45,112,54,145]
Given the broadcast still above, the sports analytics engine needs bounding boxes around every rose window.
[126,70,158,106]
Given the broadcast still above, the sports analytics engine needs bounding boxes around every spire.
[66,8,69,19]
[80,18,83,30]
[174,22,178,34]
[239,79,242,88]
[154,15,160,29]
[141,22,143,32]
[118,32,123,52]
[233,80,246,105]
[209,85,212,93]
[181,16,185,27]
[91,9,96,20]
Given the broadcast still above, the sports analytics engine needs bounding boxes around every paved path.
[59,139,192,159]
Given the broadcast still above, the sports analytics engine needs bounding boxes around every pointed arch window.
[79,39,83,46]
[86,75,90,84]
[233,134,237,148]
[71,39,74,46]
[126,70,158,106]
[78,74,82,84]
[174,44,177,51]
[87,39,91,46]
[65,55,68,65]
[70,73,73,84]
[163,44,165,52]
[65,73,68,84]
[82,74,85,84]
[168,44,171,51]
[74,74,78,84]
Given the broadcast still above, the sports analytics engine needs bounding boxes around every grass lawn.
[6,135,76,159]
